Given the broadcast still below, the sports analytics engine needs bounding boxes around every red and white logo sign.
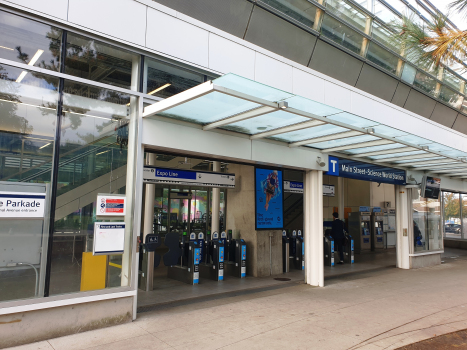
[97,195,126,216]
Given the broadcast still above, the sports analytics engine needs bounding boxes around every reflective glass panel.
[65,32,140,90]
[374,0,400,23]
[284,95,342,116]
[366,42,400,75]
[259,0,319,29]
[413,189,442,252]
[0,64,58,303]
[222,110,309,135]
[413,71,438,98]
[462,194,467,240]
[438,85,463,109]
[443,69,461,91]
[0,10,62,71]
[394,156,444,163]
[308,135,378,149]
[345,143,406,154]
[401,64,416,84]
[49,81,133,296]
[443,192,461,240]
[320,14,365,55]
[144,57,204,98]
[327,112,379,128]
[213,74,294,102]
[270,124,347,143]
[325,0,370,33]
[371,21,399,53]
[370,150,425,160]
[158,92,260,124]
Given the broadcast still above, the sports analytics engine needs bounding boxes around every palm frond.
[449,0,467,17]
[389,14,467,72]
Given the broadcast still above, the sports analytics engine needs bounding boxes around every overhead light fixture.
[278,101,288,109]
[367,128,375,134]
[148,83,171,95]
[39,142,51,149]
[0,45,13,51]
[16,49,44,83]
[316,156,325,167]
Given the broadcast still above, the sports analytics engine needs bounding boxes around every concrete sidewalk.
[6,249,467,350]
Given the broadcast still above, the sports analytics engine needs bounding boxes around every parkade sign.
[325,156,406,185]
[0,192,46,218]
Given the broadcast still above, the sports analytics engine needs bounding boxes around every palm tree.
[391,0,467,72]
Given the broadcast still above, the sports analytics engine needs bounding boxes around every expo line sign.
[0,191,46,218]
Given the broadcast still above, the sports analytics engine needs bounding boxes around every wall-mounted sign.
[326,156,406,185]
[143,166,235,188]
[284,181,303,193]
[255,168,283,230]
[97,195,126,216]
[93,223,125,255]
[323,185,335,197]
[0,192,46,218]
[284,181,335,197]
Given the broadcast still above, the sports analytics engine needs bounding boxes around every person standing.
[331,212,346,265]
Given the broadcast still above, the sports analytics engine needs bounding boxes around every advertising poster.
[255,168,283,230]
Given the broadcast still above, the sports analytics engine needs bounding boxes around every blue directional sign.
[325,156,406,185]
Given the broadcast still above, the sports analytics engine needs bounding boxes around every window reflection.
[443,192,461,240]
[144,58,204,98]
[413,189,442,252]
[321,14,364,55]
[366,42,399,75]
[259,0,319,29]
[0,10,62,72]
[65,33,139,90]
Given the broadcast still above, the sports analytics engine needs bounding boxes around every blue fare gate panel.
[193,247,201,284]
[219,246,224,281]
[241,245,246,277]
[331,240,335,267]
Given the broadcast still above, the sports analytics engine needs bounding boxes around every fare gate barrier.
[199,232,225,281]
[293,230,304,270]
[138,234,161,291]
[282,230,290,273]
[344,234,354,264]
[224,238,246,278]
[324,230,335,267]
[167,233,201,285]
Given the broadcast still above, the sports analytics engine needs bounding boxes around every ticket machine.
[348,211,371,253]
[371,211,385,250]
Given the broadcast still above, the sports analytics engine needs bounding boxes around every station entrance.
[136,151,406,309]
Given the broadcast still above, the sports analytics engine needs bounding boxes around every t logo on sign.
[326,156,339,176]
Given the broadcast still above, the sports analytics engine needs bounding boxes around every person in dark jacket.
[331,212,346,264]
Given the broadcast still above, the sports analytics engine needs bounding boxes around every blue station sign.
[326,156,406,185]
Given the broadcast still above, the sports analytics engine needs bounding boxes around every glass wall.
[0,64,59,302]
[412,189,442,252]
[0,11,62,72]
[0,9,210,304]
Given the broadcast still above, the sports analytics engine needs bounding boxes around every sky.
[429,0,467,30]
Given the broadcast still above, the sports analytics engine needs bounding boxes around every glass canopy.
[143,74,467,178]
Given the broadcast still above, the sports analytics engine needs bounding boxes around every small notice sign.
[0,192,46,218]
[93,223,125,255]
[97,195,126,216]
